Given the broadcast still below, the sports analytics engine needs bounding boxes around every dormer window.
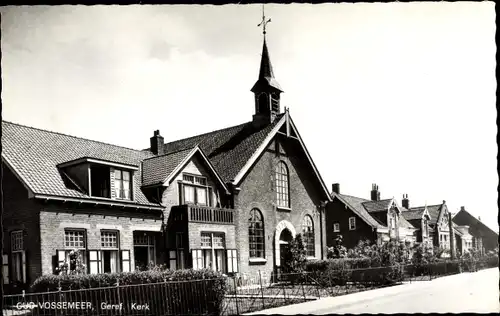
[114,169,132,200]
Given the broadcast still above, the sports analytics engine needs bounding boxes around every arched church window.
[275,161,290,208]
[249,209,265,258]
[258,93,270,115]
[302,215,315,257]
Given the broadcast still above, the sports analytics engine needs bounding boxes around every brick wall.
[2,163,42,288]
[234,136,326,279]
[325,198,377,249]
[39,205,163,275]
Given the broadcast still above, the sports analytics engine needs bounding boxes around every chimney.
[402,194,409,209]
[332,183,340,195]
[478,216,481,221]
[150,130,164,155]
[370,184,380,201]
[460,206,465,211]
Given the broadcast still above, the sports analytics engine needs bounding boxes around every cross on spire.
[257,4,271,35]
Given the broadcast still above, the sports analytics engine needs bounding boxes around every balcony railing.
[186,205,234,224]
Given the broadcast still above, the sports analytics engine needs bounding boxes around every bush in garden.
[281,233,307,274]
[31,268,228,316]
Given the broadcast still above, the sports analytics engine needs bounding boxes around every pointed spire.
[251,6,283,93]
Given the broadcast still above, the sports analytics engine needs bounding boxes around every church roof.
[155,114,285,184]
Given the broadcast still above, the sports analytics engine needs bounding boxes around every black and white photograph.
[0,2,498,315]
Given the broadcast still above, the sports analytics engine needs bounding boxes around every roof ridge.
[164,121,250,147]
[338,193,370,201]
[3,120,146,154]
[143,146,196,162]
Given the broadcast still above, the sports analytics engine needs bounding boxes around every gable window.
[249,209,265,259]
[11,231,26,283]
[349,217,356,230]
[114,169,132,200]
[302,215,315,257]
[275,161,290,208]
[181,174,211,206]
[333,223,340,232]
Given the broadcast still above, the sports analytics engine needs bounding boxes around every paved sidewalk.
[244,268,499,314]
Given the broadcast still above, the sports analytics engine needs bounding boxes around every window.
[333,223,340,233]
[60,230,87,274]
[275,161,290,208]
[249,209,265,258]
[181,174,211,206]
[302,215,315,257]
[114,169,132,200]
[169,233,185,270]
[133,233,155,270]
[424,219,429,236]
[11,231,25,283]
[193,232,226,272]
[65,230,86,249]
[100,231,119,274]
[390,217,395,230]
[349,217,356,230]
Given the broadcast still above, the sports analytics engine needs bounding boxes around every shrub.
[31,268,228,315]
[282,233,307,274]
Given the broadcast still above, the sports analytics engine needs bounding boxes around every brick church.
[1,28,332,292]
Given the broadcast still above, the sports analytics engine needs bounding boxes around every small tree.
[56,249,86,275]
[282,233,307,274]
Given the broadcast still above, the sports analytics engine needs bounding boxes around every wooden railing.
[188,205,234,224]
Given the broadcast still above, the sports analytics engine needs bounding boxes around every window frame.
[302,215,315,258]
[114,169,133,201]
[10,230,25,283]
[333,222,340,233]
[181,173,212,206]
[249,208,265,259]
[275,161,290,209]
[348,217,356,231]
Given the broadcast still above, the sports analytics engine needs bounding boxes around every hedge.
[30,269,228,315]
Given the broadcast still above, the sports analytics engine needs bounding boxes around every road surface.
[246,268,499,314]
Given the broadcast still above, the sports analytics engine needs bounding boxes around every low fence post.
[258,270,265,310]
[233,276,240,315]
[301,273,306,301]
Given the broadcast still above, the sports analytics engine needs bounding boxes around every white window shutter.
[226,250,233,273]
[3,254,9,285]
[89,250,100,274]
[21,251,26,283]
[57,250,66,266]
[192,250,198,270]
[121,250,130,272]
[232,250,238,273]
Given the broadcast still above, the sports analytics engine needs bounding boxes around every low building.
[452,206,498,254]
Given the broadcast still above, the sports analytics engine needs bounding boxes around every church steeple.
[251,6,283,127]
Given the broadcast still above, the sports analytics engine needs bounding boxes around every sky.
[1,3,497,232]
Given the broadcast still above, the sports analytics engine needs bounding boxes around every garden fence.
[2,257,497,316]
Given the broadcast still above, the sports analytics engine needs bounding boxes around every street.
[246,268,499,314]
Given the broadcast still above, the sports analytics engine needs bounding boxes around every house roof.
[333,193,386,229]
[410,204,442,224]
[362,199,393,213]
[153,115,284,184]
[2,121,160,208]
[453,208,499,238]
[141,147,195,187]
[402,210,424,221]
